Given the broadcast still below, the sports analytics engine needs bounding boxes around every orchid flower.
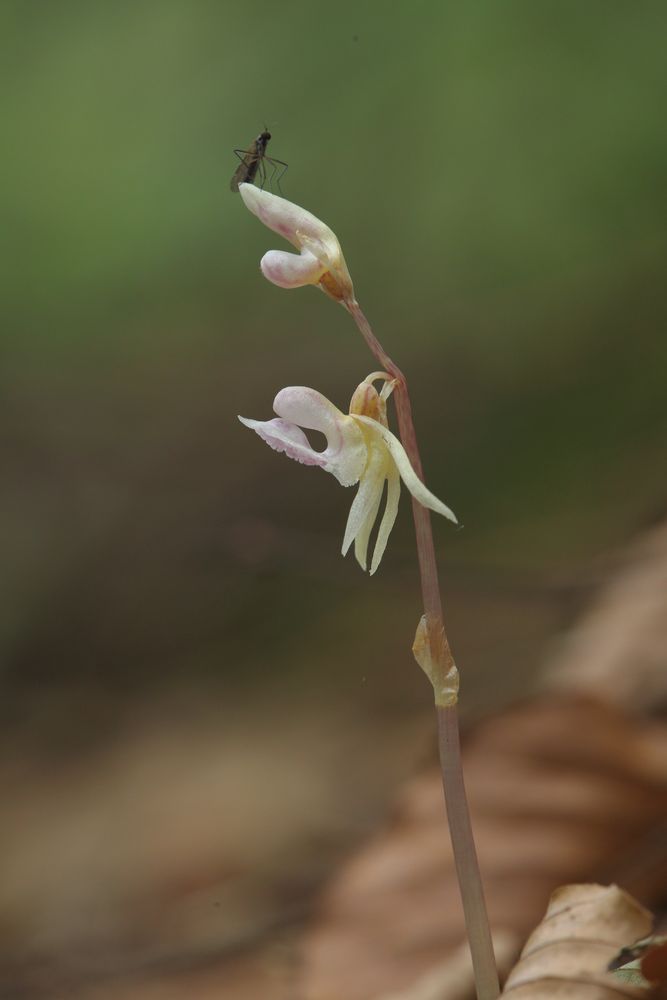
[239,373,456,575]
[236,180,500,998]
[238,183,355,304]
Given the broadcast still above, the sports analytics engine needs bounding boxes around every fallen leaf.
[501,883,653,998]
[300,697,667,1000]
[544,518,667,711]
[301,514,667,1000]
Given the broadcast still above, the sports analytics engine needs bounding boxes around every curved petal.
[341,445,386,566]
[274,387,367,487]
[353,479,384,571]
[239,184,340,258]
[260,249,324,289]
[352,416,458,524]
[238,185,354,303]
[370,463,401,575]
[238,416,327,469]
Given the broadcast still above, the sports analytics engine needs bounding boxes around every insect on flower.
[230,129,288,193]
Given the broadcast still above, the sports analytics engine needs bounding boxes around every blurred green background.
[1,0,666,992]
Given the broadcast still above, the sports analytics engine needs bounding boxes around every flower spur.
[239,372,456,574]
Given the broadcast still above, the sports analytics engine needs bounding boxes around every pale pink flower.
[238,184,355,304]
[239,373,456,574]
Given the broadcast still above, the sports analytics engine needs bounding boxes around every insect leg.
[265,156,289,195]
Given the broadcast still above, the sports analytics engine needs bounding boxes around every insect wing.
[230,131,274,192]
[230,142,258,192]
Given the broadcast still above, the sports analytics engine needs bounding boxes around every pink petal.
[239,184,339,254]
[238,185,354,303]
[260,249,324,289]
[238,416,327,468]
[273,387,367,487]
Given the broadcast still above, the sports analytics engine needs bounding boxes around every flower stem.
[437,705,500,1000]
[345,299,500,1000]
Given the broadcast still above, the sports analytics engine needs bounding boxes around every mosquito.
[230,129,288,193]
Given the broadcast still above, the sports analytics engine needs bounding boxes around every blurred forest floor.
[1,515,665,999]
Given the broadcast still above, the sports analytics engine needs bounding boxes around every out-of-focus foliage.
[1,0,666,706]
[2,0,666,706]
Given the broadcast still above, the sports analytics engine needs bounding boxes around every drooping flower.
[238,184,355,304]
[239,373,456,574]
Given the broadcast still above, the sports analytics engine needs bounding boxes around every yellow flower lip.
[238,184,355,304]
[239,374,457,574]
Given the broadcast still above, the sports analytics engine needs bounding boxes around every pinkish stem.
[345,299,500,1000]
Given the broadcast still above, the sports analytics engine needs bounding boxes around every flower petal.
[238,416,327,469]
[353,416,458,523]
[273,387,367,487]
[239,184,340,260]
[341,444,386,566]
[370,464,401,575]
[353,477,384,571]
[260,249,324,289]
[238,184,354,304]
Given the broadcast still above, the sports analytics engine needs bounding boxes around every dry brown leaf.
[300,697,667,1000]
[375,932,519,1000]
[301,515,667,1000]
[500,883,653,998]
[544,518,667,711]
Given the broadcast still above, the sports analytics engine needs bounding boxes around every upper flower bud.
[238,184,355,304]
